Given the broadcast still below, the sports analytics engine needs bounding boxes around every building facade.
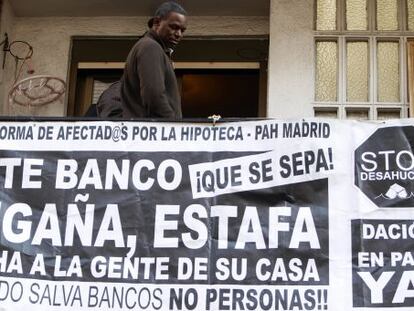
[0,0,411,120]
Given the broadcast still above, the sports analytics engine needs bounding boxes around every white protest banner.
[0,118,413,311]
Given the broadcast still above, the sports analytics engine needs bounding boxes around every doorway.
[68,36,269,118]
[177,68,259,118]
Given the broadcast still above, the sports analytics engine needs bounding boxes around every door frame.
[67,36,269,117]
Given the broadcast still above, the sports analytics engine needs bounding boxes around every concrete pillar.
[267,0,314,118]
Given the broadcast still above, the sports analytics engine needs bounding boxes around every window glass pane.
[377,108,401,119]
[377,42,400,102]
[376,0,399,30]
[314,107,338,118]
[315,41,338,101]
[346,0,368,30]
[316,0,337,30]
[347,41,369,101]
[408,0,414,30]
[92,80,113,105]
[346,108,369,120]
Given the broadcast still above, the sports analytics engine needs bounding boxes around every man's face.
[154,12,187,48]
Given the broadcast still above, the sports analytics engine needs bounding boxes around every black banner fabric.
[0,119,413,311]
[352,219,414,308]
[0,150,328,285]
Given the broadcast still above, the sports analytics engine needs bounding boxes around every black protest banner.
[355,126,414,207]
[0,146,329,310]
[352,219,414,308]
[3,118,414,311]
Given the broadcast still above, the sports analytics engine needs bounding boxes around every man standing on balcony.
[121,1,187,118]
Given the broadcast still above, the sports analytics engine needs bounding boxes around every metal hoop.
[9,75,66,107]
[8,41,33,61]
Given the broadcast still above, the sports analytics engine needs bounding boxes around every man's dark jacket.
[96,81,122,118]
[121,30,182,119]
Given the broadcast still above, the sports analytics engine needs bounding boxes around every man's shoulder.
[135,35,163,53]
[126,32,166,65]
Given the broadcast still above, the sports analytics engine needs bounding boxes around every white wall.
[267,0,314,118]
[0,0,15,114]
[1,2,317,118]
[3,16,269,116]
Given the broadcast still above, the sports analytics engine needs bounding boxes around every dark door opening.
[69,36,268,118]
[75,67,261,118]
[177,69,259,118]
[74,69,122,116]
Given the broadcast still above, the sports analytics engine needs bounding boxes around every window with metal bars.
[314,0,414,120]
